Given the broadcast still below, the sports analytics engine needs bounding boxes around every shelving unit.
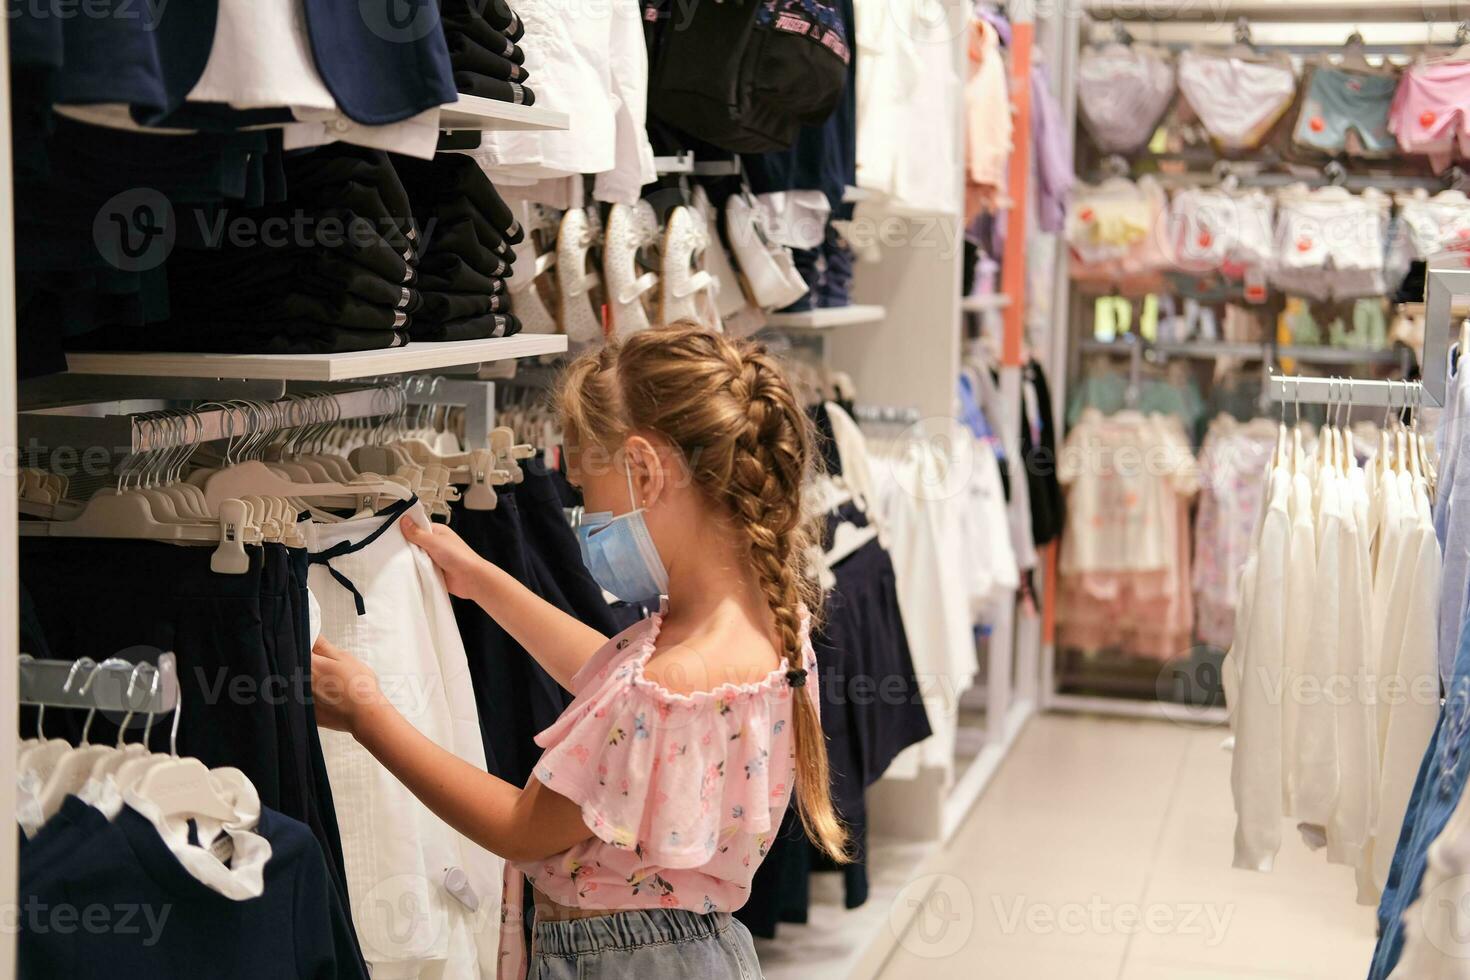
[1077,337,1406,366]
[961,293,1012,313]
[63,334,569,382]
[764,304,886,330]
[438,96,568,132]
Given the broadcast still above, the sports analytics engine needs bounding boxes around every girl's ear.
[624,435,667,509]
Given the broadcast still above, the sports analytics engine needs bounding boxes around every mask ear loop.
[625,454,644,511]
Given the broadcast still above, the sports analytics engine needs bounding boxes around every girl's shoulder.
[637,606,815,704]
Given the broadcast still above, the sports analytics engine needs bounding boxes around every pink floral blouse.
[515,608,818,914]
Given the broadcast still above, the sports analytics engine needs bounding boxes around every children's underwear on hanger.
[1389,60,1470,171]
[1076,45,1176,154]
[1293,65,1398,157]
[1177,50,1297,150]
[1169,187,1276,270]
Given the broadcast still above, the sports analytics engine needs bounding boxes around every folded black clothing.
[440,0,524,41]
[283,150,418,256]
[171,291,409,332]
[418,259,506,296]
[304,180,415,258]
[410,312,520,341]
[440,13,525,65]
[168,248,414,310]
[431,197,517,261]
[429,217,514,279]
[392,154,522,243]
[446,34,529,83]
[453,74,535,107]
[418,290,511,322]
[173,206,417,284]
[429,211,514,271]
[38,118,286,210]
[71,319,407,355]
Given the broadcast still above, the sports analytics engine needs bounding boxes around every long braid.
[557,323,848,863]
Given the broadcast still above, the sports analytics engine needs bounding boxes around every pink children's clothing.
[1389,59,1470,172]
[514,610,816,912]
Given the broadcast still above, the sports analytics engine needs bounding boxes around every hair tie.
[785,668,808,689]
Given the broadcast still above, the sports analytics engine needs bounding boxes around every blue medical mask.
[575,464,669,604]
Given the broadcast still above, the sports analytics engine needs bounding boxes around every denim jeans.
[1370,666,1470,978]
[532,909,763,980]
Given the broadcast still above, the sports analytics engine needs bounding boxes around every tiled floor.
[873,714,1378,980]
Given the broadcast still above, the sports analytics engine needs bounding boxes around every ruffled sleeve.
[531,620,804,870]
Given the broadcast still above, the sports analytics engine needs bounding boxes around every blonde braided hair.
[557,322,848,862]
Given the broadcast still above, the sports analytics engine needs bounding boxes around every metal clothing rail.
[18,386,400,455]
[1269,252,1470,407]
[1267,375,1422,408]
[19,652,178,716]
[851,403,922,425]
[393,377,496,451]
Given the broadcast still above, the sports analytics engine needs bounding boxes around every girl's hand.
[311,637,388,737]
[400,517,492,601]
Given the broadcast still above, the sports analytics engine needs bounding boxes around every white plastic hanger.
[115,678,240,826]
[825,520,879,568]
[16,656,83,777]
[491,427,535,484]
[35,659,153,820]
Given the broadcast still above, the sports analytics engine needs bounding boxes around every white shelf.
[961,293,1011,313]
[1078,338,1402,366]
[764,304,886,330]
[64,334,569,382]
[439,96,568,133]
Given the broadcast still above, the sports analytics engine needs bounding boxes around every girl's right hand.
[311,637,388,737]
[401,517,492,600]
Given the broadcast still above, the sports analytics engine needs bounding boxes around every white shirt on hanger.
[1231,465,1291,871]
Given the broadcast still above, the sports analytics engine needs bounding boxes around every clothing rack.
[1267,374,1423,407]
[394,376,496,450]
[851,404,922,425]
[1095,172,1452,193]
[652,152,741,177]
[19,652,178,717]
[18,386,400,455]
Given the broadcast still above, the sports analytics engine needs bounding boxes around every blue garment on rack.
[1369,659,1470,977]
[958,373,993,442]
[1372,357,1470,976]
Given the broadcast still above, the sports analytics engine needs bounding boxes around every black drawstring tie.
[309,497,417,616]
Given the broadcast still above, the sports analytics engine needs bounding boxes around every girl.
[310,323,847,978]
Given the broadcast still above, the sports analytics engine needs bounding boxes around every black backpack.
[648,0,851,153]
